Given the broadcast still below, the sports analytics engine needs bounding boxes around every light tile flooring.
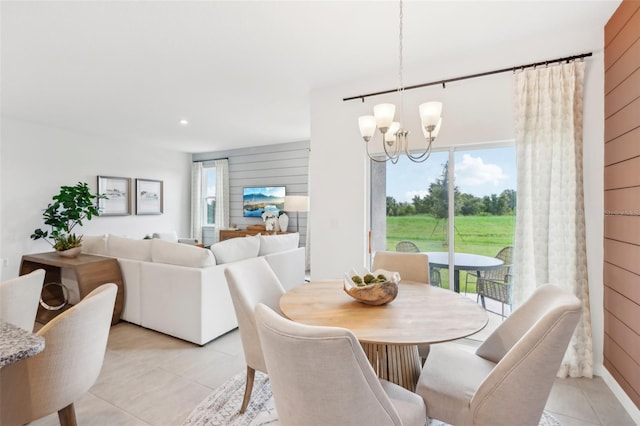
[30,318,635,426]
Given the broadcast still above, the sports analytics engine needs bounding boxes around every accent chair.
[0,269,46,331]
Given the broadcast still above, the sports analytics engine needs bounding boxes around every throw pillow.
[151,238,215,268]
[81,234,109,256]
[211,234,260,264]
[108,235,152,261]
[258,233,300,256]
[152,231,179,243]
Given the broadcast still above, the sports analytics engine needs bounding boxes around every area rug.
[183,371,561,426]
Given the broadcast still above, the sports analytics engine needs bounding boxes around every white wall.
[0,117,191,279]
[310,31,605,370]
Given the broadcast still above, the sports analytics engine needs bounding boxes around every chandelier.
[357,0,443,163]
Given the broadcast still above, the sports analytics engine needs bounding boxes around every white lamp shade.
[358,115,377,140]
[386,122,400,142]
[422,117,442,139]
[284,195,309,212]
[373,103,396,131]
[418,101,442,128]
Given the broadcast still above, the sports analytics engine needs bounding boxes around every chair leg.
[58,403,77,426]
[239,366,256,414]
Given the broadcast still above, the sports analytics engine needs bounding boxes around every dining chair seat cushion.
[379,379,429,426]
[416,344,495,425]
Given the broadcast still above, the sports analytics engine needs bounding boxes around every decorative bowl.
[343,269,400,306]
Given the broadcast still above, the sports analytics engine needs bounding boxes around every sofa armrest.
[264,247,306,292]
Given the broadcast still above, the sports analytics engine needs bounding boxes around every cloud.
[455,154,508,186]
[405,190,429,201]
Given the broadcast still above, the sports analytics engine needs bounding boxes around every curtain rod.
[343,52,592,102]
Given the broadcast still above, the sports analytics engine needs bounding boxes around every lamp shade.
[284,195,309,212]
[422,117,442,139]
[373,103,395,132]
[358,116,377,141]
[418,101,442,128]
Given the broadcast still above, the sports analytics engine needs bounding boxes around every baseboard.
[597,365,640,424]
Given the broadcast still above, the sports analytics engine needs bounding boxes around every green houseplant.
[31,182,104,253]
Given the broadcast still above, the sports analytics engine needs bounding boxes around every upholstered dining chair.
[416,284,581,426]
[224,257,286,414]
[255,303,427,426]
[1,283,117,426]
[372,251,430,284]
[0,269,46,331]
[395,240,420,252]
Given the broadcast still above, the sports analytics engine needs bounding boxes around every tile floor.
[29,318,635,426]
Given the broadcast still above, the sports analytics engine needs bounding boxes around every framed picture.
[97,176,131,216]
[136,179,163,215]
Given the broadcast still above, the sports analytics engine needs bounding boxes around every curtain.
[513,61,592,378]
[190,162,203,244]
[214,159,229,243]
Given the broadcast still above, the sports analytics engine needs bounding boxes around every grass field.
[386,214,515,292]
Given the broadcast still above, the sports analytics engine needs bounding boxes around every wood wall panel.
[605,127,640,166]
[605,1,640,409]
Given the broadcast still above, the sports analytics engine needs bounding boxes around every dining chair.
[372,251,430,284]
[224,257,286,414]
[416,284,581,425]
[0,269,46,331]
[0,283,117,426]
[255,303,427,426]
[395,240,420,253]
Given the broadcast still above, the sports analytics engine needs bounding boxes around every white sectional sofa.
[81,233,305,345]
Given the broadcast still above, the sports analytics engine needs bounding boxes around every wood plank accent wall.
[604,0,640,409]
[193,141,310,247]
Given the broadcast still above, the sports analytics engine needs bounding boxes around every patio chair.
[395,240,420,252]
[467,246,513,317]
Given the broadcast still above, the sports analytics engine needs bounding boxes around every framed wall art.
[135,178,163,215]
[97,175,131,216]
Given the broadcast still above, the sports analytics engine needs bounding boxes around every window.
[202,166,216,225]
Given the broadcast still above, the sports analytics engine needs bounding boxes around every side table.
[19,252,124,325]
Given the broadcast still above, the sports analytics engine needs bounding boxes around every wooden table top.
[280,280,488,345]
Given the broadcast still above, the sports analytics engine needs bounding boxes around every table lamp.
[284,195,309,232]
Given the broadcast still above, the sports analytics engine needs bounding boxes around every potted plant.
[31,182,104,257]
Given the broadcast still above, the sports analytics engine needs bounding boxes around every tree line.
[387,162,516,217]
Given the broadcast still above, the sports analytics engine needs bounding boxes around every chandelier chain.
[398,0,404,122]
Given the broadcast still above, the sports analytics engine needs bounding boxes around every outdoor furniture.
[395,240,420,252]
[372,251,429,284]
[426,252,503,293]
[474,246,513,317]
[0,269,45,332]
[416,284,581,425]
[255,303,427,426]
[224,257,286,413]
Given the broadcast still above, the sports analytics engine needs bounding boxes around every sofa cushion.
[108,235,152,261]
[211,234,260,264]
[81,234,109,256]
[151,238,215,268]
[152,231,179,243]
[259,233,300,256]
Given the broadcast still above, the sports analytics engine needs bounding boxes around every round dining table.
[280,280,488,391]
[426,251,504,293]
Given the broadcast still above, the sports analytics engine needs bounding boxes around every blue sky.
[387,147,516,202]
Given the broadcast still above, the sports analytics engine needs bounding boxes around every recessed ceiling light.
[179,119,189,126]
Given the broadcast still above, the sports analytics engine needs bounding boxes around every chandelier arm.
[382,136,401,163]
[404,139,433,160]
[365,140,391,163]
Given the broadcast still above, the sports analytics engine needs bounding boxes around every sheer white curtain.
[214,159,229,242]
[190,162,203,243]
[513,61,592,378]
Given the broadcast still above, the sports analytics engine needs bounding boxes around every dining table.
[0,321,45,368]
[426,251,504,293]
[280,280,488,391]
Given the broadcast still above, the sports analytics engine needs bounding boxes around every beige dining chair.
[416,284,581,425]
[0,269,46,331]
[254,303,427,426]
[372,251,430,284]
[224,257,286,414]
[0,283,117,426]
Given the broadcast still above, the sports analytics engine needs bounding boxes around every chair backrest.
[0,269,46,331]
[395,240,420,253]
[483,245,513,281]
[224,257,286,373]
[255,303,403,426]
[1,283,117,425]
[471,284,581,425]
[372,251,429,284]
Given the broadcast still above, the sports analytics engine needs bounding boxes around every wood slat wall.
[193,141,310,247]
[604,0,640,409]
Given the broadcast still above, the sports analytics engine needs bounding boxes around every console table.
[219,229,290,241]
[19,252,124,326]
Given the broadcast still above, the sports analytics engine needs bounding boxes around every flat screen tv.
[243,186,286,217]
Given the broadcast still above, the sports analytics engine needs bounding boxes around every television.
[243,186,286,217]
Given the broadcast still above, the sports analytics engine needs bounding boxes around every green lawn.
[386,214,515,292]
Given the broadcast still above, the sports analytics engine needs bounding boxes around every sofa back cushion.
[151,238,215,268]
[211,234,260,264]
[108,235,152,261]
[258,233,300,256]
[81,234,109,256]
[152,232,179,243]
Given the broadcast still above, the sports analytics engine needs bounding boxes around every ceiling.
[1,1,620,154]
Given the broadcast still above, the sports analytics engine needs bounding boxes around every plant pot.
[57,246,82,258]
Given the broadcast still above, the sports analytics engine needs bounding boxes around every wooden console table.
[219,229,290,241]
[19,252,124,326]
